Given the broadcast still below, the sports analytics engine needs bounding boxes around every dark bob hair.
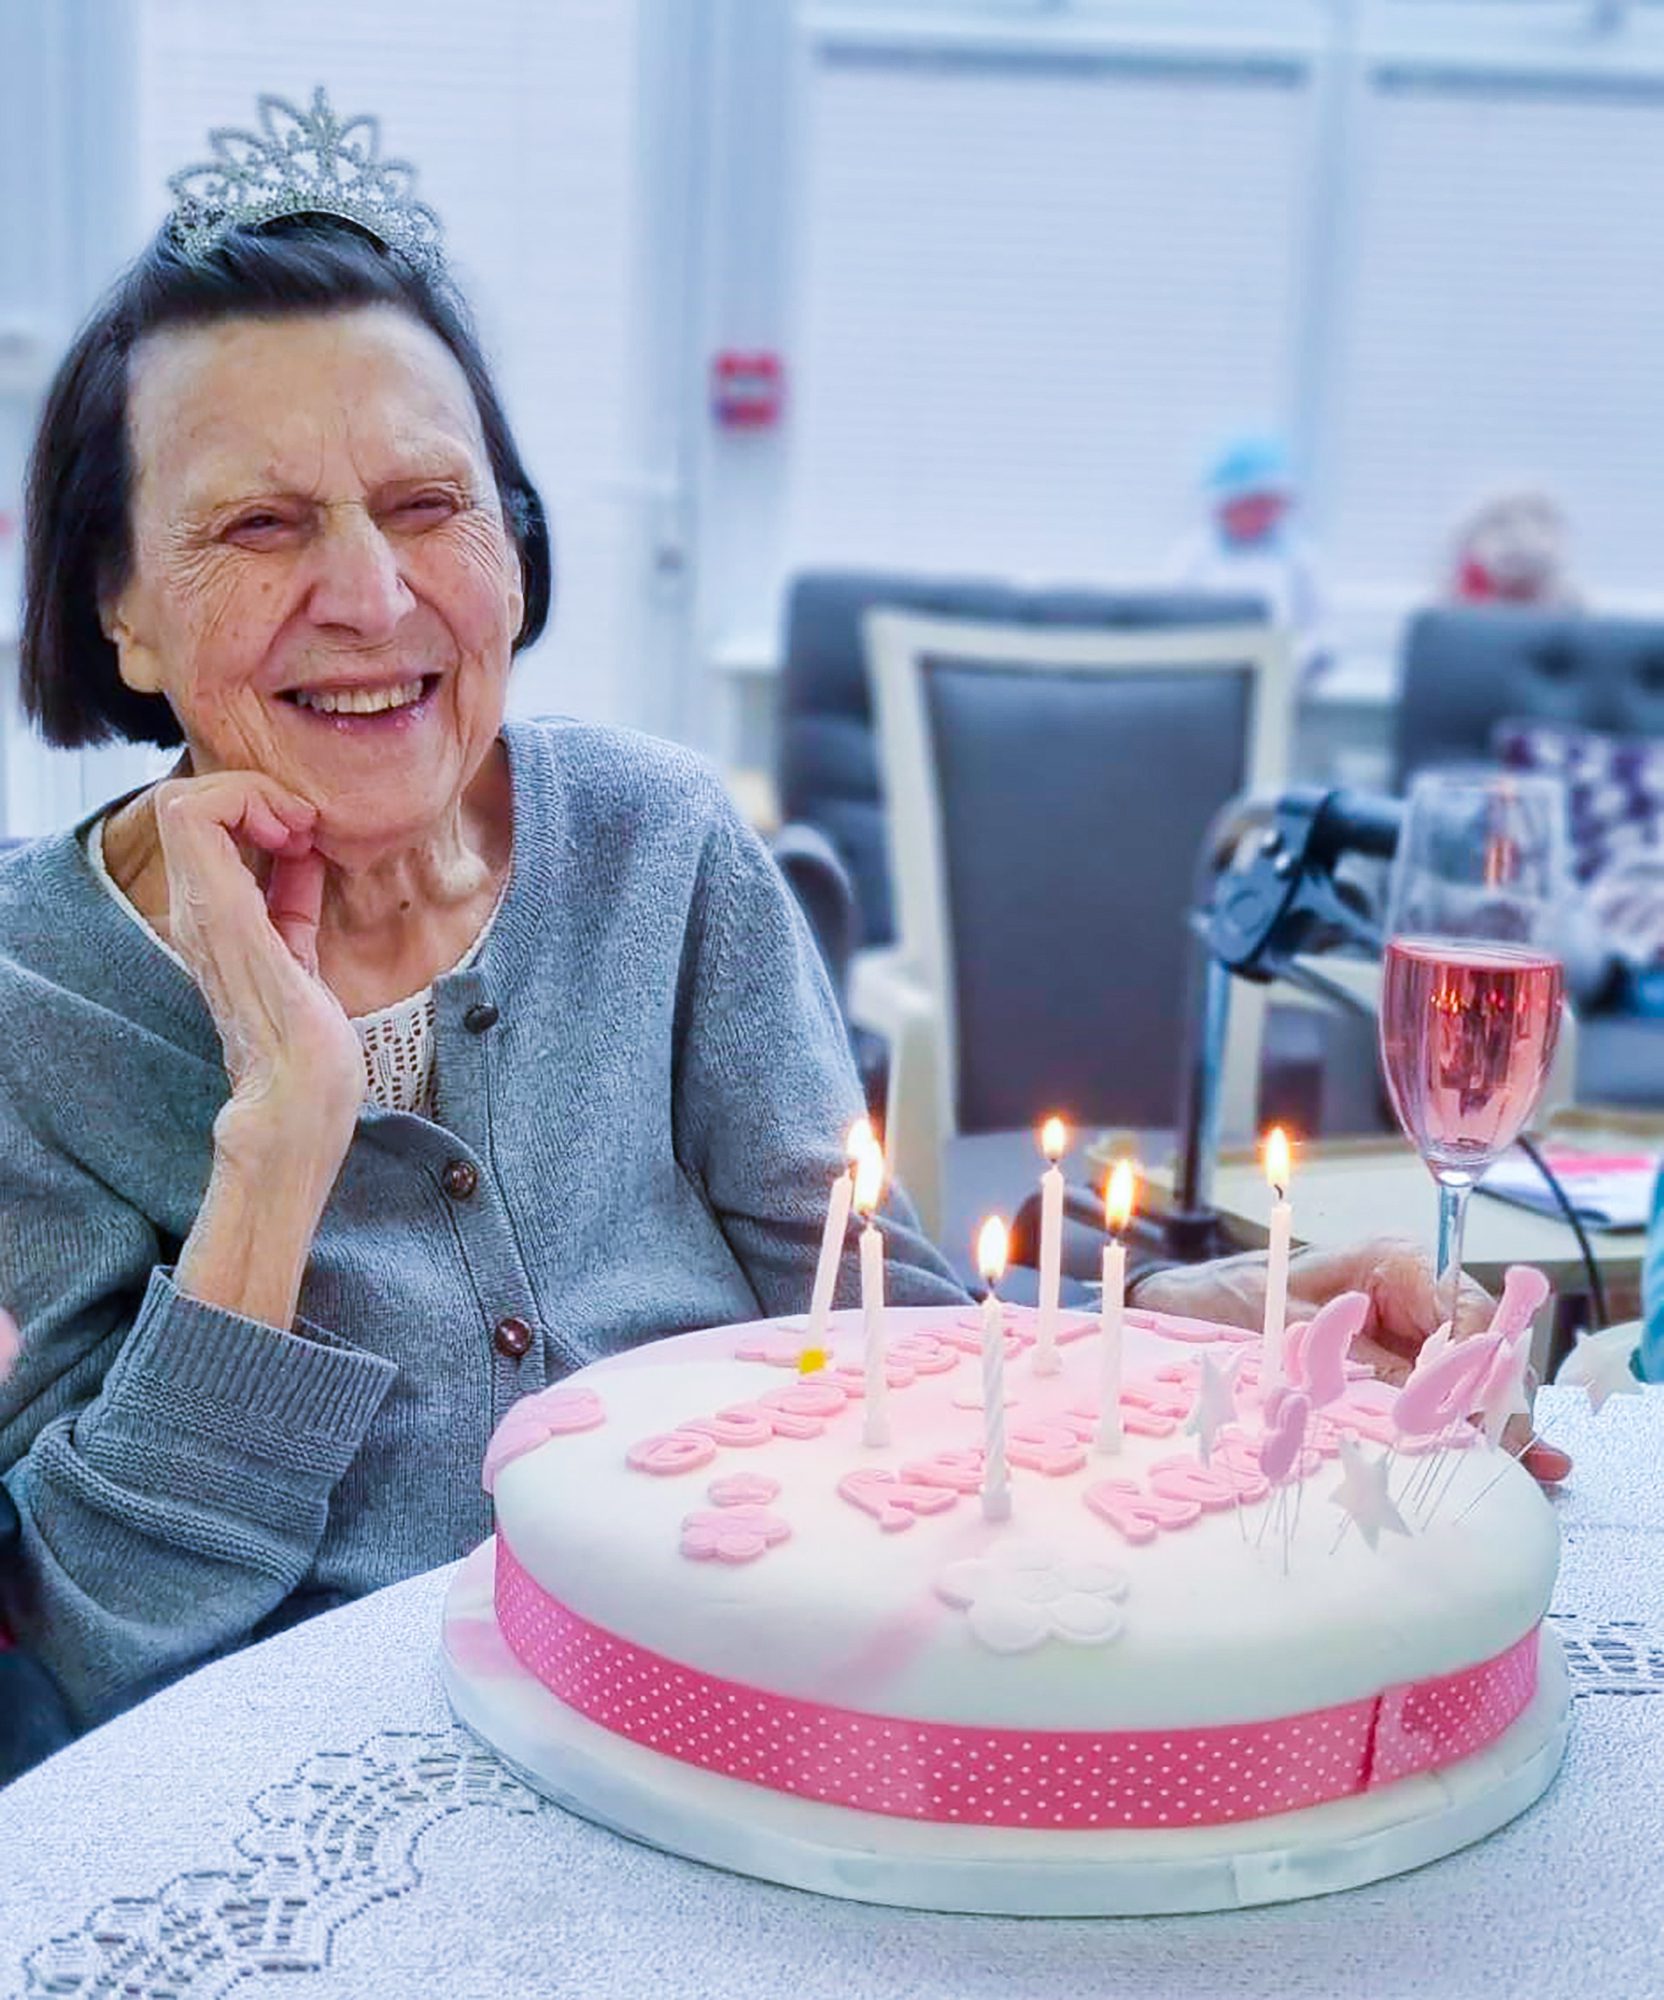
[21,216,552,749]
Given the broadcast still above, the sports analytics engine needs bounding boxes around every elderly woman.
[0,101,1556,1743]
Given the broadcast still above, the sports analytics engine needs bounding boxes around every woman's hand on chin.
[153,771,365,1169]
[1132,1236,1571,1487]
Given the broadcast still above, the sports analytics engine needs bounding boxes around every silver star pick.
[1554,1321,1643,1415]
[1183,1352,1240,1465]
[1478,1341,1531,1448]
[1328,1436,1410,1552]
[166,87,444,275]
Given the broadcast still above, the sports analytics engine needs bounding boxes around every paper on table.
[1479,1148,1660,1232]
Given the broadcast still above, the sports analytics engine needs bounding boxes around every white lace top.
[82,816,504,1118]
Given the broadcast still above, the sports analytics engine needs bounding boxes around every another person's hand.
[1133,1236,1571,1486]
[152,772,364,1167]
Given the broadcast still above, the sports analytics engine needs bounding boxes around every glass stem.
[1434,1172,1474,1334]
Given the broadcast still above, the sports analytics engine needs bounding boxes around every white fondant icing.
[490,1309,1558,1732]
[442,1543,1571,1916]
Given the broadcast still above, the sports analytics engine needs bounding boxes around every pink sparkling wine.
[1379,938,1564,1174]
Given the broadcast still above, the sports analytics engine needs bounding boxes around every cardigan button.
[441,1159,479,1201]
[493,1316,534,1361]
[463,1002,500,1033]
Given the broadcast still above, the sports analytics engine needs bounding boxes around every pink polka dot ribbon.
[494,1538,1539,1831]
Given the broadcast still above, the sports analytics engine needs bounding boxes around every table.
[3,1386,1662,2000]
[1136,1123,1652,1333]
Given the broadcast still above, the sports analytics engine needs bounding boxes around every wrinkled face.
[108,305,525,857]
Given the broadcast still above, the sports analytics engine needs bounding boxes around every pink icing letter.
[683,1405,778,1449]
[899,1450,985,1495]
[627,1430,718,1476]
[758,1380,849,1420]
[1148,1456,1242,1512]
[888,1332,959,1376]
[1084,1478,1203,1545]
[1006,1419,1088,1478]
[838,1468,958,1532]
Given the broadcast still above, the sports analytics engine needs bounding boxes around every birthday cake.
[442,1287,1567,1915]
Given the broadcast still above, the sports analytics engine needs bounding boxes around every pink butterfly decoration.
[482,1386,606,1493]
[1392,1334,1503,1442]
[1487,1265,1551,1349]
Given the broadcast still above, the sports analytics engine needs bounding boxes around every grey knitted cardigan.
[0,717,966,1728]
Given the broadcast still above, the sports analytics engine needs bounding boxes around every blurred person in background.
[1169,432,1332,686]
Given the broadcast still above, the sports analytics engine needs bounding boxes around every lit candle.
[803,1116,871,1353]
[1095,1160,1135,1455]
[854,1138,890,1447]
[977,1216,1011,1520]
[1034,1115,1067,1375]
[1261,1127,1294,1393]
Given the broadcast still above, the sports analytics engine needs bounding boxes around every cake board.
[441,1539,1570,1918]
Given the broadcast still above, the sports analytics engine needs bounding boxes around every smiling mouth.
[281,675,440,717]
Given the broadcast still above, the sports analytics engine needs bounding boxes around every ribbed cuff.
[101,1268,398,1446]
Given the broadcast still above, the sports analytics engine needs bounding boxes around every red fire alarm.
[711,350,785,429]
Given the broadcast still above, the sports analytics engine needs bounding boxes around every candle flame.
[1264,1126,1292,1199]
[852,1136,885,1216]
[845,1115,874,1167]
[977,1215,1009,1287]
[1104,1158,1136,1234]
[1040,1115,1067,1164]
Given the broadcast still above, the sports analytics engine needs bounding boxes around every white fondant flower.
[936,1541,1129,1653]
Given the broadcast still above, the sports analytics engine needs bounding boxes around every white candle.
[803,1117,871,1353]
[860,1220,889,1446]
[1034,1116,1067,1375]
[977,1217,1011,1520]
[853,1137,890,1447]
[1260,1127,1294,1393]
[1095,1161,1135,1455]
[804,1168,853,1349]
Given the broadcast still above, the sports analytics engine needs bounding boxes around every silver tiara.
[166,87,444,276]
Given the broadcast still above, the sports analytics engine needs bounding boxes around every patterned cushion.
[1495,718,1664,967]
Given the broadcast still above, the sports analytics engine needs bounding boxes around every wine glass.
[1378,769,1570,1332]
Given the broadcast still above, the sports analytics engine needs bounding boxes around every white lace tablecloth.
[4,1386,1663,2000]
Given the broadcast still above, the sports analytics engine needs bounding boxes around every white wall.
[690,0,1664,762]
